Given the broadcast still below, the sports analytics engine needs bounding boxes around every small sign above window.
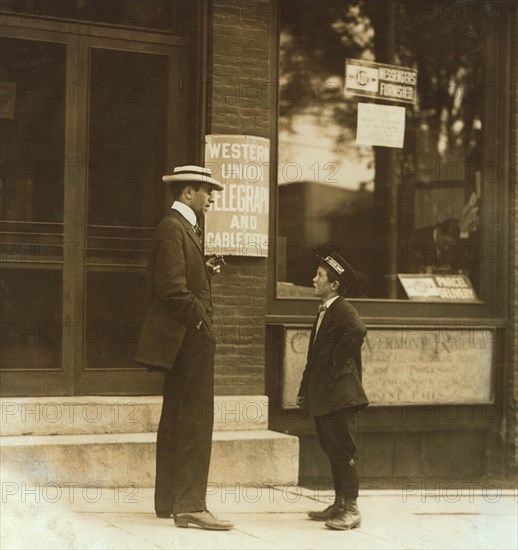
[345,58,417,104]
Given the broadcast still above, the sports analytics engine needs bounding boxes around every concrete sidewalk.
[1,483,516,550]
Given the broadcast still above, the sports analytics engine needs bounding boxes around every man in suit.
[297,252,369,530]
[135,165,233,531]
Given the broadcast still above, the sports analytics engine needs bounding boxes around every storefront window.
[276,0,494,300]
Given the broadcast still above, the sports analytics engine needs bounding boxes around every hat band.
[325,256,345,274]
[173,169,211,177]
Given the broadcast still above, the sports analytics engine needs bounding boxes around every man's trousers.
[154,323,216,515]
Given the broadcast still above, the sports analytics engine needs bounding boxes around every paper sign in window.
[356,103,406,148]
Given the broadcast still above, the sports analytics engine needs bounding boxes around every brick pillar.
[206,0,275,395]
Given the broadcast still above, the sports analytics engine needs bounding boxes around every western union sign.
[345,58,417,104]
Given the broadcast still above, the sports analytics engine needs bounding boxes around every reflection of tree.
[279,1,370,161]
[280,0,489,162]
[396,1,490,166]
[279,0,496,296]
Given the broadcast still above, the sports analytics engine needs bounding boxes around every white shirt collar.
[322,295,340,309]
[171,201,197,226]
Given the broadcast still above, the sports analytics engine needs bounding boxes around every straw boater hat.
[162,165,224,191]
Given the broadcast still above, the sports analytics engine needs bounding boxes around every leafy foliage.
[278,0,499,160]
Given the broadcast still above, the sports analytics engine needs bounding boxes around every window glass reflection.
[277,0,486,300]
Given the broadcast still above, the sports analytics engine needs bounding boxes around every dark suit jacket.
[135,210,212,370]
[298,297,369,417]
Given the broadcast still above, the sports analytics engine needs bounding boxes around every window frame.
[266,0,511,326]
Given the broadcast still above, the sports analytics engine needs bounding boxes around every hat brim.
[162,173,224,191]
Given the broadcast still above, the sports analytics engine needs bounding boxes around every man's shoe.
[325,498,361,530]
[156,511,172,519]
[174,511,234,531]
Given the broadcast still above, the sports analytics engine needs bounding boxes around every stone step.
[0,430,299,487]
[0,395,269,436]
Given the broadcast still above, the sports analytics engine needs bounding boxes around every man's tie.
[314,304,327,338]
[194,224,203,242]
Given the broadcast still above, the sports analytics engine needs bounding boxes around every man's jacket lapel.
[171,210,204,256]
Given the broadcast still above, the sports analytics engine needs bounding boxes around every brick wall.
[508,4,518,475]
[208,0,273,137]
[207,0,274,395]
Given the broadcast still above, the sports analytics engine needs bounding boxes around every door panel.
[78,42,179,394]
[1,267,62,369]
[0,35,69,395]
[85,270,146,371]
[1,29,186,396]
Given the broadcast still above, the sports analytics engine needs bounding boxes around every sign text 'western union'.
[204,135,270,257]
[345,58,417,104]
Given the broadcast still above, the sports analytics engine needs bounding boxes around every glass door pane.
[0,37,65,373]
[85,47,169,372]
